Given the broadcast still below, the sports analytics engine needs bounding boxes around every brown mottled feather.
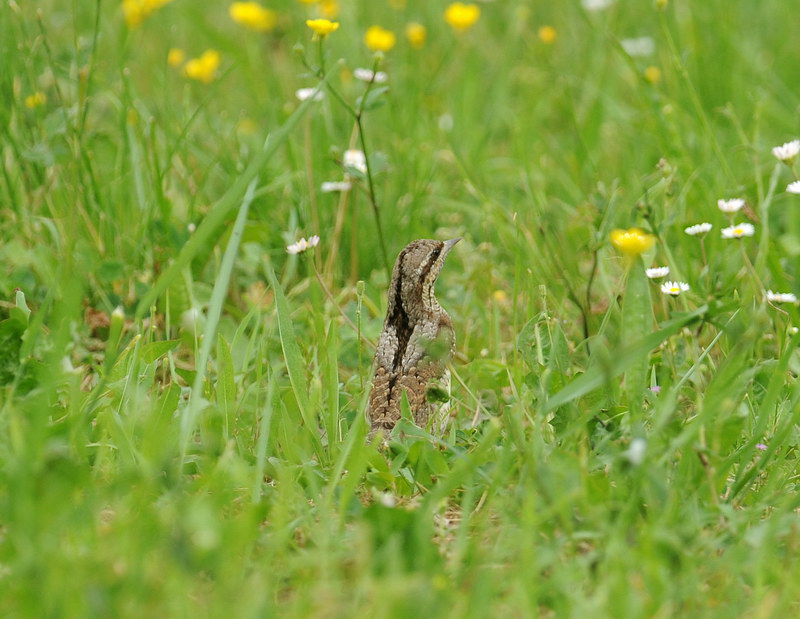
[368,238,459,432]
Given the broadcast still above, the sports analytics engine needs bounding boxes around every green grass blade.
[264,261,323,457]
[542,305,709,413]
[135,99,315,318]
[179,178,257,463]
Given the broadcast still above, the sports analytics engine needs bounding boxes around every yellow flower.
[364,25,396,52]
[538,25,557,44]
[306,18,339,37]
[122,0,145,27]
[444,2,480,31]
[320,0,339,18]
[167,48,185,67]
[405,22,426,49]
[229,2,277,31]
[611,228,655,257]
[184,50,221,84]
[237,118,258,136]
[122,0,173,28]
[296,0,319,3]
[24,92,47,109]
[644,66,662,84]
[492,290,509,304]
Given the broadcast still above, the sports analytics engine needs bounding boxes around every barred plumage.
[368,238,459,433]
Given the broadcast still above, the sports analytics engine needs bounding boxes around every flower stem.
[308,50,391,278]
[740,241,764,291]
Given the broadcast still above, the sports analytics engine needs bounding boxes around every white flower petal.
[621,37,655,57]
[296,87,324,102]
[660,280,689,296]
[717,198,745,213]
[645,266,670,279]
[626,438,647,465]
[766,290,798,304]
[721,223,755,239]
[321,181,352,193]
[353,68,388,84]
[582,0,614,11]
[684,222,712,236]
[772,140,800,162]
[343,149,367,175]
[287,235,321,254]
[787,181,800,195]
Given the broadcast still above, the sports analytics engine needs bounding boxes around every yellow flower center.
[405,22,427,49]
[610,228,655,257]
[306,18,339,36]
[444,2,480,31]
[320,0,339,18]
[122,0,174,28]
[229,2,277,32]
[167,48,185,67]
[644,66,662,84]
[24,92,47,109]
[184,50,221,84]
[364,25,396,52]
[538,26,557,44]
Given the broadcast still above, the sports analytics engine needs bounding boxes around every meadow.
[2,0,800,616]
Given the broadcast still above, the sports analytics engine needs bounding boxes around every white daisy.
[717,198,745,213]
[684,222,712,236]
[295,87,324,102]
[343,149,367,175]
[645,266,670,279]
[626,438,647,466]
[582,0,614,11]
[321,180,352,193]
[286,239,308,254]
[721,223,755,239]
[353,68,388,84]
[661,281,689,296]
[621,37,655,57]
[438,113,454,132]
[772,140,800,162]
[787,181,800,195]
[766,290,798,304]
[286,235,320,255]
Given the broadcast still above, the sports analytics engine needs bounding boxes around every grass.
[2,0,800,616]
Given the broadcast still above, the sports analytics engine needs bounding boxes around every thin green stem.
[740,241,764,292]
[755,163,782,274]
[308,46,391,276]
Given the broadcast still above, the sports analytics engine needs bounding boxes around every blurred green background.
[2,0,800,616]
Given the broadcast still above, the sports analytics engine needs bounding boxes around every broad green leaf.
[139,339,180,363]
[622,259,654,416]
[10,289,30,326]
[264,263,323,458]
[356,86,389,111]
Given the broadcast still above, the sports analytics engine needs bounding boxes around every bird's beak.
[442,237,462,255]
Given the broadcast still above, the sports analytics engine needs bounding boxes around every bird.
[368,238,460,434]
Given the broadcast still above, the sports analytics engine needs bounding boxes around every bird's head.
[388,238,460,319]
